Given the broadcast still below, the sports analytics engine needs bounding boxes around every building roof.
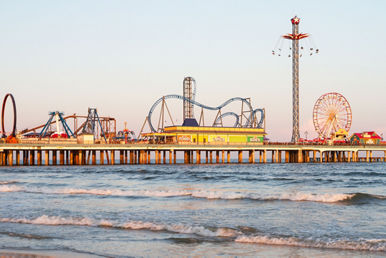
[182,119,199,127]
[351,131,382,139]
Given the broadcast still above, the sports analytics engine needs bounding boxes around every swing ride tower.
[282,16,309,143]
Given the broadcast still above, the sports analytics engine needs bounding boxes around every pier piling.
[1,144,385,166]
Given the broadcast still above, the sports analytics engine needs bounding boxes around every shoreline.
[0,249,101,258]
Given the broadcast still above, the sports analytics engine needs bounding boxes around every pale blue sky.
[0,0,385,140]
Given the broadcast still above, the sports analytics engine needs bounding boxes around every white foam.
[0,215,236,238]
[276,192,354,203]
[122,221,165,231]
[190,191,355,203]
[98,219,113,227]
[1,185,357,203]
[190,190,247,200]
[4,214,383,251]
[0,215,94,226]
[122,220,238,237]
[56,188,192,197]
[52,188,251,200]
[235,235,386,252]
[0,185,23,192]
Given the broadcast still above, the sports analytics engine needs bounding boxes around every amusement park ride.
[20,108,116,143]
[273,16,319,143]
[137,77,267,145]
[139,77,266,135]
[313,92,352,141]
[1,93,17,143]
[272,17,358,144]
[0,16,382,148]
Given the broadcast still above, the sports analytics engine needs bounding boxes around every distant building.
[350,131,381,145]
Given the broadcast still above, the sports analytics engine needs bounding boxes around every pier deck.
[0,144,385,166]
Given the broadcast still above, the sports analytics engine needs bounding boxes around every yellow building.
[331,128,349,141]
[143,126,267,145]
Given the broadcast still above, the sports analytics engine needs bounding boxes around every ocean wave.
[120,221,238,237]
[56,188,193,197]
[0,215,93,226]
[53,189,386,203]
[2,185,385,204]
[0,180,17,185]
[0,215,238,238]
[346,192,386,204]
[340,172,385,177]
[274,192,355,203]
[0,230,53,240]
[1,215,384,252]
[235,235,386,252]
[45,188,357,203]
[0,185,23,192]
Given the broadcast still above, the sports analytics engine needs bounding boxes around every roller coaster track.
[213,112,240,127]
[148,95,265,132]
[252,108,265,129]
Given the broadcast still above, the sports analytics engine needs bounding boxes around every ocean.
[0,162,385,257]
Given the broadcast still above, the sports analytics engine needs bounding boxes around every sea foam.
[0,185,23,192]
[3,185,384,204]
[1,214,384,252]
[0,215,238,238]
[52,188,361,203]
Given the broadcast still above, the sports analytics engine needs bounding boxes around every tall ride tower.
[183,77,196,121]
[282,16,309,143]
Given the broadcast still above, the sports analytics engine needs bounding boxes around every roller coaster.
[144,92,265,133]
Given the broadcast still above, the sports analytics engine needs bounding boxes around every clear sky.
[0,0,385,141]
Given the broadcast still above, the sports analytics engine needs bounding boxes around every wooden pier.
[0,144,385,166]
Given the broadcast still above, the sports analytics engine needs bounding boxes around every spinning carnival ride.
[313,92,352,139]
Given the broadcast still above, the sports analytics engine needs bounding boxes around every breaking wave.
[1,215,384,252]
[56,188,192,198]
[120,221,238,237]
[2,185,386,204]
[0,215,93,226]
[0,215,238,238]
[0,185,23,192]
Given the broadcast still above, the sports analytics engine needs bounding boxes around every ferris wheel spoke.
[321,101,331,110]
[337,106,347,113]
[319,117,329,123]
[318,118,329,125]
[316,112,329,118]
[317,114,329,119]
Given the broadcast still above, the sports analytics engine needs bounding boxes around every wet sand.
[0,249,99,258]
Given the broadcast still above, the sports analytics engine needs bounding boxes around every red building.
[350,131,382,145]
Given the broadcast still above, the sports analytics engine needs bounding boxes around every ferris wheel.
[313,92,352,139]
